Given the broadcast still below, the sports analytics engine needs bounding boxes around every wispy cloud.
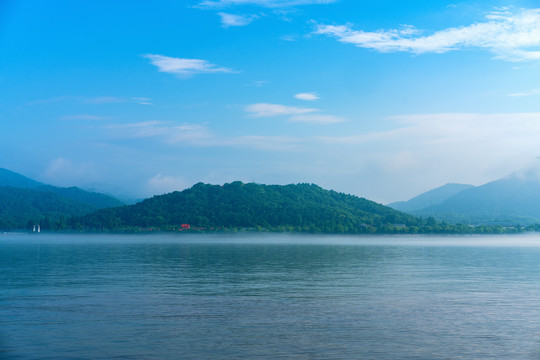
[29,96,152,106]
[246,80,269,87]
[316,113,540,169]
[313,112,540,200]
[106,121,213,144]
[83,96,126,104]
[508,88,540,97]
[105,120,304,151]
[315,8,540,62]
[245,102,345,123]
[147,174,189,194]
[318,113,540,145]
[27,96,75,105]
[29,95,120,106]
[61,114,110,121]
[198,0,337,8]
[295,92,319,101]
[245,103,317,117]
[143,54,237,77]
[218,12,257,27]
[290,114,344,124]
[44,157,98,186]
[224,135,304,151]
[281,34,299,42]
[130,97,153,105]
[85,96,153,105]
[201,0,335,27]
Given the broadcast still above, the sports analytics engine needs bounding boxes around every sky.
[2,0,540,203]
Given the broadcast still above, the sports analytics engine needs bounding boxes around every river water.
[2,233,540,359]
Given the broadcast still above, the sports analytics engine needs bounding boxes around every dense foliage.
[76,182,422,233]
[0,186,96,230]
[75,182,524,234]
[0,168,124,230]
[1,176,534,234]
[35,185,124,209]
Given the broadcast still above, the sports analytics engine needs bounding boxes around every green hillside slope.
[0,186,97,230]
[35,185,124,209]
[0,168,44,189]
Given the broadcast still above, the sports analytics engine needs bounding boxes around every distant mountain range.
[2,166,538,232]
[389,183,475,213]
[388,169,540,225]
[0,168,124,229]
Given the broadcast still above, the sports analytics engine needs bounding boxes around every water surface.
[2,233,540,359]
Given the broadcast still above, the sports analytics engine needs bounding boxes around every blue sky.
[2,0,540,203]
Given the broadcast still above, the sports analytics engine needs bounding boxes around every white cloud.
[218,12,257,27]
[245,103,317,117]
[315,8,540,62]
[245,102,345,123]
[147,174,189,195]
[130,97,153,105]
[105,120,305,151]
[386,113,540,146]
[318,113,540,145]
[61,114,109,121]
[246,80,269,87]
[294,92,319,101]
[317,112,540,179]
[225,135,304,151]
[310,112,540,202]
[43,158,98,186]
[199,0,336,8]
[84,96,126,104]
[143,54,237,77]
[84,96,153,105]
[106,121,214,144]
[290,114,345,123]
[508,88,540,97]
[30,96,152,106]
[281,34,299,42]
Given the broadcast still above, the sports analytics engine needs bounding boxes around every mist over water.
[2,233,540,359]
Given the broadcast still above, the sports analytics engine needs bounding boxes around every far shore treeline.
[2,180,532,235]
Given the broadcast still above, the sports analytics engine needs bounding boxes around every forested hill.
[0,186,96,230]
[0,168,123,209]
[0,186,125,230]
[0,168,44,188]
[78,182,423,233]
[0,167,124,230]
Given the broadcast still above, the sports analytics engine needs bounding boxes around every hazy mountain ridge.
[1,167,537,232]
[395,170,540,225]
[388,183,475,212]
[0,168,45,189]
[0,168,124,229]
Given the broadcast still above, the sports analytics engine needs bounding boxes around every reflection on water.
[2,233,540,359]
